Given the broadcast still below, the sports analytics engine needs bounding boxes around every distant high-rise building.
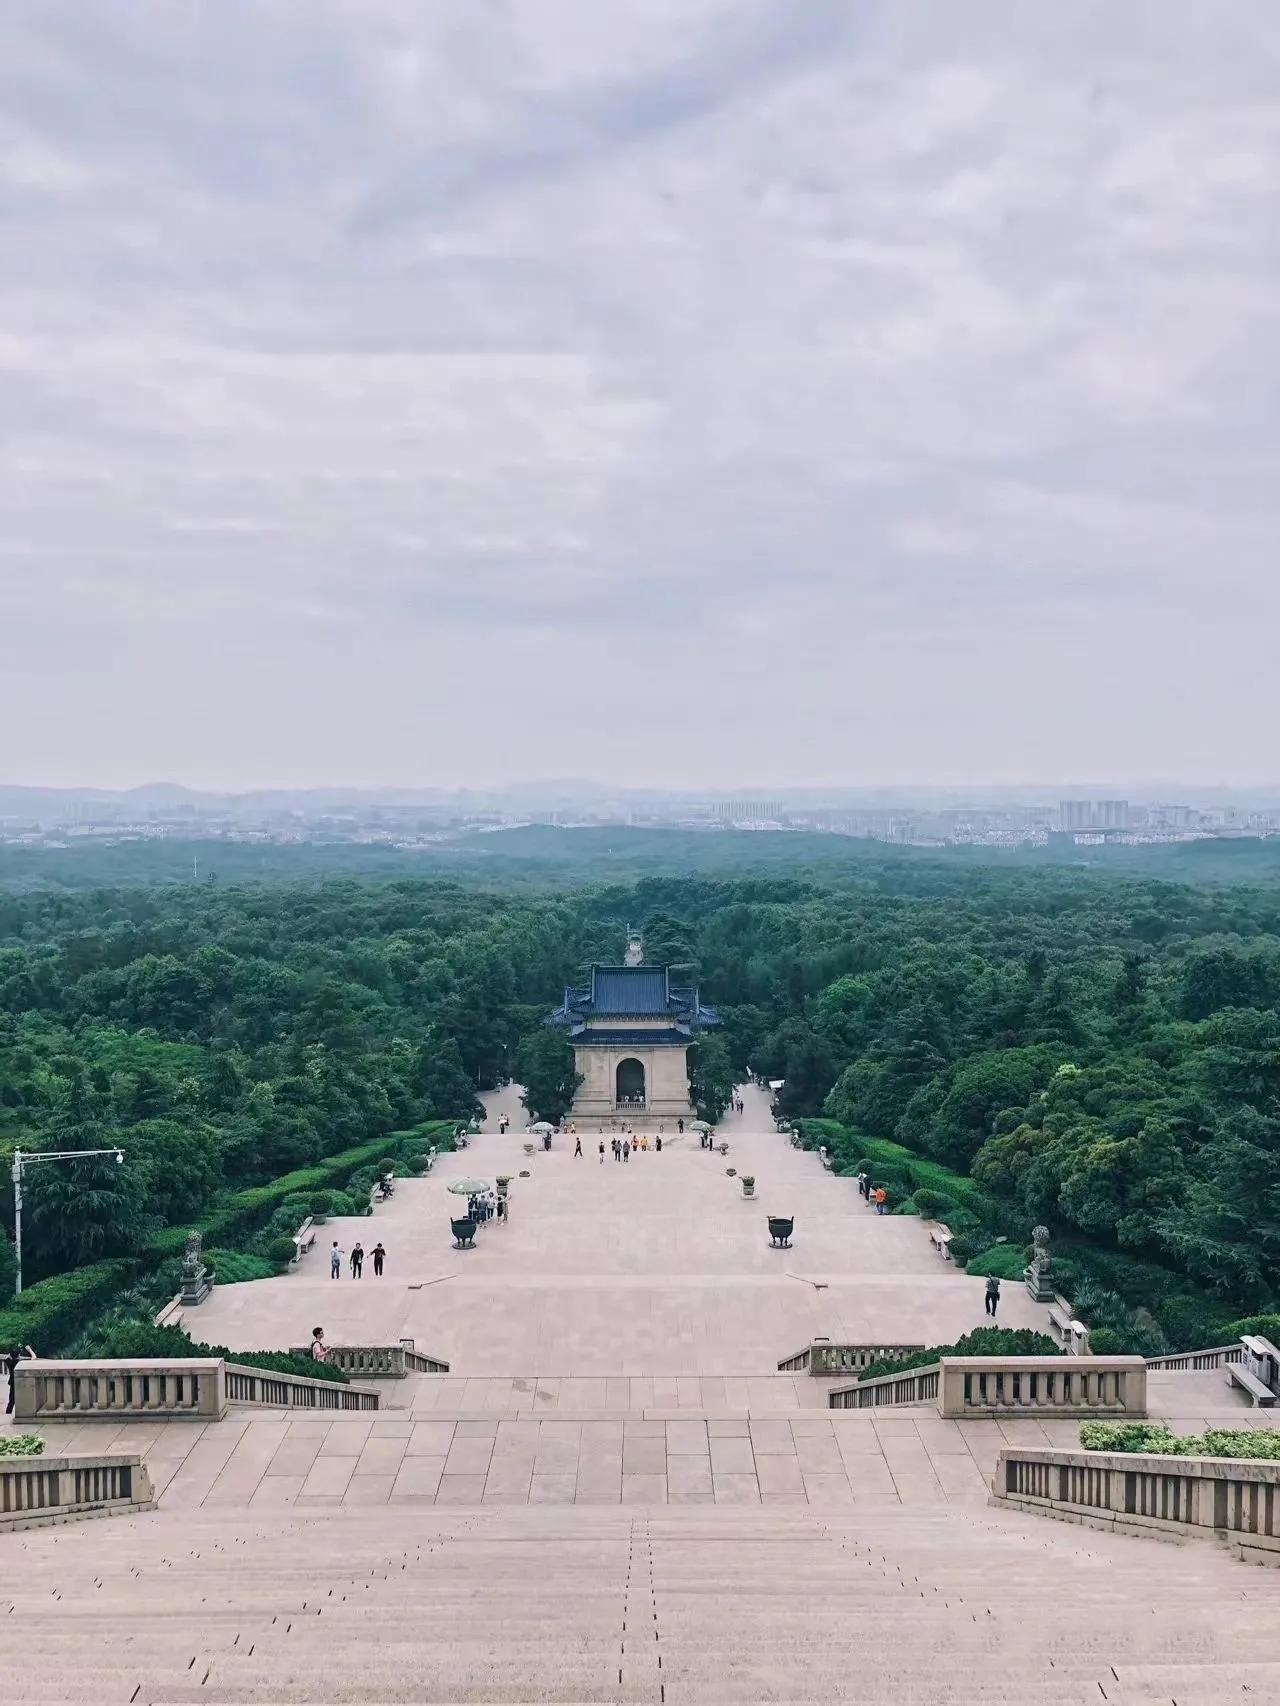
[1060,799,1128,831]
[714,801,784,824]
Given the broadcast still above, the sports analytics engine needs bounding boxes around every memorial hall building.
[548,964,719,1125]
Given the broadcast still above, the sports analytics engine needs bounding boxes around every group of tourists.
[854,1172,889,1214]
[328,1239,387,1278]
[597,1132,664,1163]
[469,1188,506,1224]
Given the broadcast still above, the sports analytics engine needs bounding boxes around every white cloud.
[0,0,1277,787]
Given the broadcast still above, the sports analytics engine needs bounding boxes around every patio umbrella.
[446,1177,492,1196]
[687,1119,711,1132]
[528,1121,555,1134]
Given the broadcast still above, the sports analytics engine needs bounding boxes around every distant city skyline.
[3,5,1277,787]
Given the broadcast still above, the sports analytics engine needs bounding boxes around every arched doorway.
[615,1057,645,1108]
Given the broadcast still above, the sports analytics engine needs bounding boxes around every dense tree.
[688,1034,735,1123]
[515,1029,581,1125]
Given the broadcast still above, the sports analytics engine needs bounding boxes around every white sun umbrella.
[528,1121,555,1134]
[446,1177,493,1197]
[687,1119,712,1133]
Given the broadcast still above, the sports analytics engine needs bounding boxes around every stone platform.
[190,1085,1055,1375]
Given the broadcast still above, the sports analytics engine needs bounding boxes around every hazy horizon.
[3,3,1277,790]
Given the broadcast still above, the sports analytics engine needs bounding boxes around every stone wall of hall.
[571,1042,692,1122]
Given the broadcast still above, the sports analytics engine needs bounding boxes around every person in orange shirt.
[873,1187,887,1216]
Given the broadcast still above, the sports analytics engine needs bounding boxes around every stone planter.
[741,1179,756,1199]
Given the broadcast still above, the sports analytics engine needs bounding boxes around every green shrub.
[891,1199,920,1215]
[945,1231,985,1266]
[964,1243,1026,1281]
[1083,1327,1124,1355]
[77,1319,348,1384]
[1223,1314,1280,1343]
[405,1154,428,1175]
[0,1259,138,1356]
[912,1188,957,1220]
[1079,1421,1181,1454]
[263,1234,298,1268]
[859,1325,1059,1382]
[309,1191,333,1217]
[204,1249,276,1283]
[1081,1422,1280,1461]
[0,1434,45,1457]
[326,1189,360,1218]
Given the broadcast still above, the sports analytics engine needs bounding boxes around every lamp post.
[11,1146,125,1295]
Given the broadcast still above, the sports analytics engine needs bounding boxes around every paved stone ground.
[7,1083,1268,1511]
[192,1083,1057,1374]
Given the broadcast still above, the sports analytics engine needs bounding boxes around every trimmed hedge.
[81,1319,349,1385]
[858,1325,1060,1383]
[964,1242,1028,1281]
[0,1259,138,1355]
[203,1249,276,1284]
[1080,1421,1280,1461]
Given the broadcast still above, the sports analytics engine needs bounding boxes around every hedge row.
[1080,1421,1280,1460]
[146,1123,455,1258]
[0,1120,457,1353]
[0,1259,138,1354]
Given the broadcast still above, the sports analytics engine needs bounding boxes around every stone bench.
[1228,1363,1277,1406]
[924,1221,953,1260]
[292,1218,316,1263]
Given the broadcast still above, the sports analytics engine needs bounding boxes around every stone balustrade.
[14,1358,380,1422]
[940,1356,1147,1418]
[1144,1342,1243,1371]
[828,1355,1148,1417]
[829,1363,941,1409]
[993,1446,1280,1567]
[777,1341,925,1376]
[288,1344,450,1378]
[0,1452,154,1533]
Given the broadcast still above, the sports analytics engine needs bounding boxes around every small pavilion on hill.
[548,964,719,1125]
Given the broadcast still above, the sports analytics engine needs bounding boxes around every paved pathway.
[193,1083,1054,1374]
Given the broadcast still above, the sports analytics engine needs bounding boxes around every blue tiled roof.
[547,964,720,1031]
[589,967,671,1014]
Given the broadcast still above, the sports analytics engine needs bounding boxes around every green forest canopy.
[1,833,1278,1352]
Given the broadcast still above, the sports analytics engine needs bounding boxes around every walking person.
[574,1134,583,1158]
[350,1241,364,1279]
[985,1275,1001,1318]
[372,1242,385,1277]
[655,1134,662,1153]
[598,1139,605,1163]
[623,1138,630,1163]
[330,1240,343,1279]
[873,1187,887,1216]
[309,1326,329,1363]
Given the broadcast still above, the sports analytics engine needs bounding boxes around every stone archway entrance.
[615,1057,646,1108]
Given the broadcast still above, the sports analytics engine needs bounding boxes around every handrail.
[14,1357,381,1421]
[778,1341,926,1375]
[993,1446,1280,1565]
[288,1343,450,1378]
[1144,1342,1243,1371]
[827,1355,1148,1418]
[829,1363,941,1409]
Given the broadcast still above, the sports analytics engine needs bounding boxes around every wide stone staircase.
[6,1500,1280,1705]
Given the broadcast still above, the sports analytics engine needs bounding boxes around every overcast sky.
[1,2,1277,791]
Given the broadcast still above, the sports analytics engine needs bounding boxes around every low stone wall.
[1145,1342,1244,1371]
[939,1356,1147,1419]
[828,1356,1148,1417]
[0,1453,154,1533]
[993,1446,1280,1566]
[829,1364,941,1409]
[778,1342,925,1376]
[288,1344,450,1378]
[15,1358,380,1422]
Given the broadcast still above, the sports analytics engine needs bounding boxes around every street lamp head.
[115,1150,124,1165]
